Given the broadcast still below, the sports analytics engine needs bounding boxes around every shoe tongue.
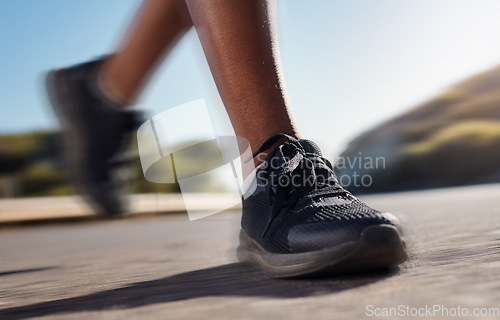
[298,139,322,156]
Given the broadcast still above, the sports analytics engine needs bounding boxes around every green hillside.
[336,65,500,193]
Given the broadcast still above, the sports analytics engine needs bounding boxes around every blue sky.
[2,0,500,156]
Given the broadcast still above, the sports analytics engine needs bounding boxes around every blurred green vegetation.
[0,131,69,197]
[406,120,500,154]
[0,131,229,198]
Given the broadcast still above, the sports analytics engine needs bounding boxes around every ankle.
[241,132,301,179]
[97,58,134,107]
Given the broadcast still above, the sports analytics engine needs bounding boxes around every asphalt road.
[1,184,499,319]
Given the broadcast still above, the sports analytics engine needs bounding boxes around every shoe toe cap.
[288,213,401,253]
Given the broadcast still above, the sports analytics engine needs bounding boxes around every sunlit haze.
[2,0,500,157]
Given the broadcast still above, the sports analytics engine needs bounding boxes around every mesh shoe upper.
[241,134,401,254]
[47,59,143,215]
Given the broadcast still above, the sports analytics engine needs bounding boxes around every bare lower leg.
[185,0,301,160]
[99,0,192,104]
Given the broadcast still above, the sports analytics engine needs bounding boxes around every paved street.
[1,184,499,319]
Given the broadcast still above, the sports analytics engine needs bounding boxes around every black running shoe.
[237,134,408,277]
[45,59,142,217]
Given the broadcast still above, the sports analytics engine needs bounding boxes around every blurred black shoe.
[45,59,142,217]
[238,134,408,277]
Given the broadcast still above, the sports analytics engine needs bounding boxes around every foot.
[237,134,408,277]
[45,59,142,217]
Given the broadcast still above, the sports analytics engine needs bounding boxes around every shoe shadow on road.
[0,263,399,319]
[0,267,57,277]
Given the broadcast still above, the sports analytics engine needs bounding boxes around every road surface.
[1,184,499,319]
